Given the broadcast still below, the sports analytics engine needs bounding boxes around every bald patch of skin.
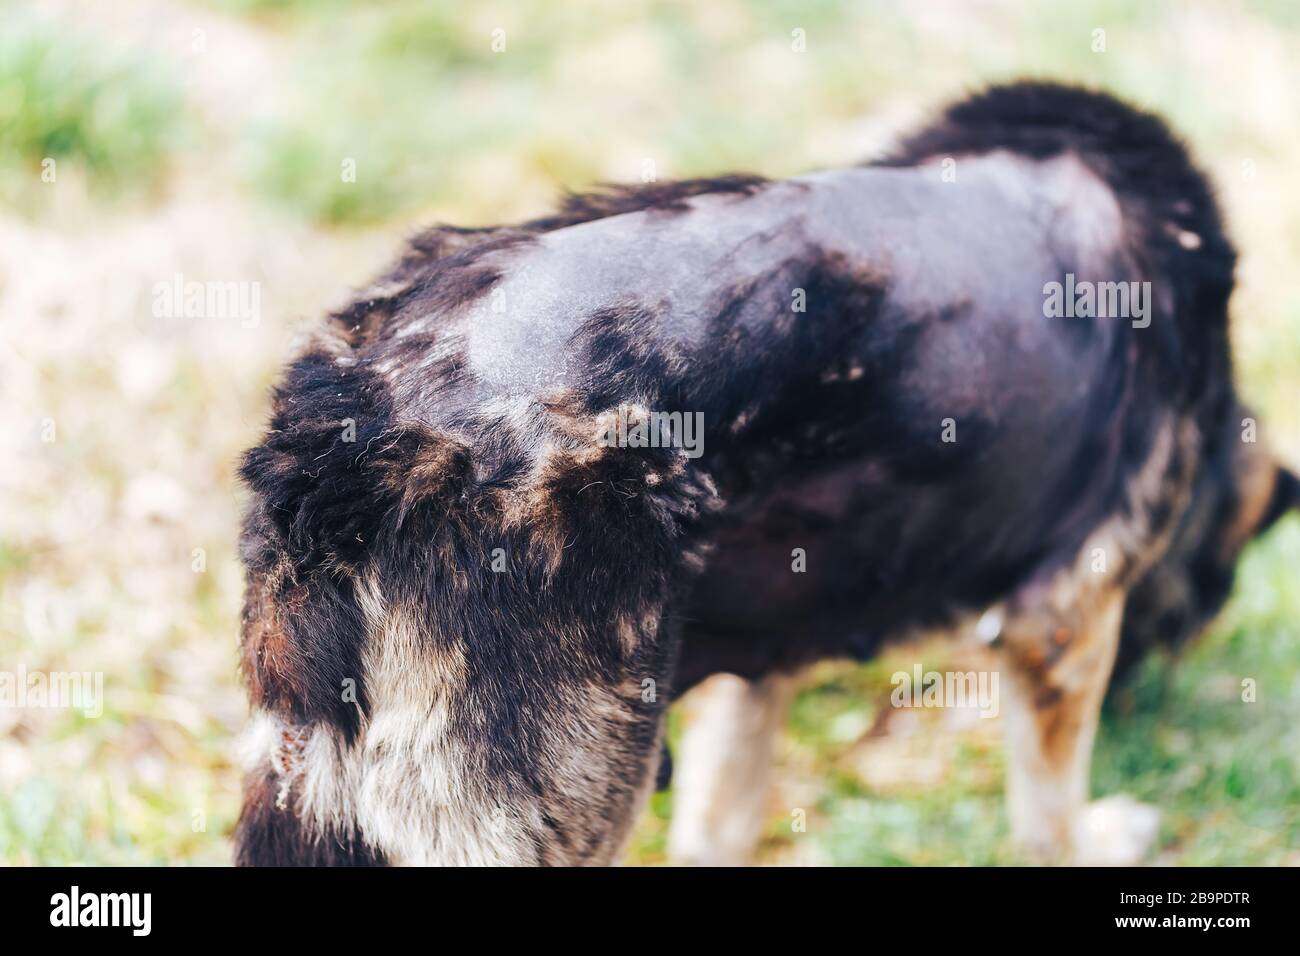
[445,153,1126,405]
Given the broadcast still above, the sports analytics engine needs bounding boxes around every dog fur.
[233,82,1297,866]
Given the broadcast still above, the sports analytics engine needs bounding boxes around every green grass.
[0,11,183,206]
[229,0,1293,234]
[235,0,922,225]
[1091,519,1300,864]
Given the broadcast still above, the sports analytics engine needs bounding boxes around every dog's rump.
[235,342,720,863]
[234,82,1246,865]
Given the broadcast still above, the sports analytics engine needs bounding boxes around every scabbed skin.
[233,82,1291,865]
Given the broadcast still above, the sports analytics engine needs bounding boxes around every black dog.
[234,82,1296,865]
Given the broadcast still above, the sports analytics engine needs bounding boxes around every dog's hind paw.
[1072,795,1161,866]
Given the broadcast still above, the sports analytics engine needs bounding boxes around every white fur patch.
[668,672,794,866]
[351,573,541,865]
[242,574,544,865]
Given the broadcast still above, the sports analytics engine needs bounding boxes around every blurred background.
[1,0,1298,865]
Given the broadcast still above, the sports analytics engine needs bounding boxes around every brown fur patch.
[1222,443,1279,560]
[240,558,300,715]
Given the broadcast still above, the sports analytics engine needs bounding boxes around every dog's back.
[234,83,1289,866]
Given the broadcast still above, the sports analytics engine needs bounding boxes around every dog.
[233,82,1296,866]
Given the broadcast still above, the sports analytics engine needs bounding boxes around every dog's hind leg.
[997,585,1157,864]
[667,671,795,866]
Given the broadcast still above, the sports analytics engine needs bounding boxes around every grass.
[1092,520,1300,864]
[1,0,1299,865]
[0,10,184,208]
[236,0,924,226]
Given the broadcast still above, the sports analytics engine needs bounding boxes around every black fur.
[234,766,387,866]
